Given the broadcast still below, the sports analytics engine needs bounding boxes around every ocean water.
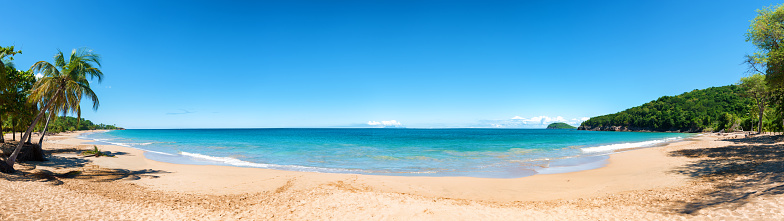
[80,129,689,178]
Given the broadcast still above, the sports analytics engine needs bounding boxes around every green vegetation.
[743,4,784,133]
[547,122,576,129]
[581,4,784,133]
[0,47,117,172]
[80,145,111,157]
[739,73,769,133]
[580,85,757,132]
[34,116,120,133]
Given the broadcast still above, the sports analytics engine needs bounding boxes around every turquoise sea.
[80,129,689,178]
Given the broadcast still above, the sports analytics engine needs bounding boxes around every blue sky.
[1,0,777,128]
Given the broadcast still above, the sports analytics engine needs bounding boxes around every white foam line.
[80,133,355,173]
[581,137,682,153]
[136,148,177,156]
[179,151,361,173]
[81,133,177,156]
[179,152,274,168]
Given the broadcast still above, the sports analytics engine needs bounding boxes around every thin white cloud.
[166,109,196,115]
[367,120,403,127]
[34,73,43,79]
[481,115,590,128]
[510,116,568,125]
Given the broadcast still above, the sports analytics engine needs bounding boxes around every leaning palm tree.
[35,89,83,149]
[1,48,102,173]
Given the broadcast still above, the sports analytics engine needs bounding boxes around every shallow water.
[81,128,689,178]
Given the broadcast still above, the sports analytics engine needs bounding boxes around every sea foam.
[80,129,691,178]
[179,151,361,173]
[581,137,681,153]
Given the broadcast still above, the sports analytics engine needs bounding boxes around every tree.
[2,48,103,173]
[34,88,83,149]
[739,73,769,133]
[579,85,753,132]
[746,4,784,130]
[0,46,22,143]
[2,68,35,142]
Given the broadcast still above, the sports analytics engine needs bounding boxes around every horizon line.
[113,127,567,130]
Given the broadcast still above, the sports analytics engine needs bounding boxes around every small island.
[546,122,577,129]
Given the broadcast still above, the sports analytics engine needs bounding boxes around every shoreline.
[3,130,783,219]
[71,130,692,201]
[78,129,690,180]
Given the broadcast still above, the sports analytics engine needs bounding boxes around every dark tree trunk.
[37,112,53,148]
[26,130,32,144]
[0,115,4,143]
[11,117,15,141]
[758,107,764,134]
[6,110,48,168]
[5,88,62,170]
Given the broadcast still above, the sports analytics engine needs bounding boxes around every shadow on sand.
[0,167,169,185]
[721,134,784,145]
[0,147,167,185]
[669,140,784,214]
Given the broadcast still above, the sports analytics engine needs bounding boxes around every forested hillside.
[579,85,764,132]
[547,122,576,129]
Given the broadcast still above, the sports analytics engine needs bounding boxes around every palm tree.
[1,48,102,173]
[36,90,83,149]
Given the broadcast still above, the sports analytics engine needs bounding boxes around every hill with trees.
[547,122,576,129]
[578,85,761,132]
[579,4,784,134]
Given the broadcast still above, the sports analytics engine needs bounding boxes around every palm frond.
[28,48,103,119]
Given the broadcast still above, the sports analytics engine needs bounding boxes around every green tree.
[739,73,769,133]
[580,85,753,132]
[719,113,736,132]
[2,48,103,173]
[746,4,784,130]
[0,46,22,143]
[3,68,35,141]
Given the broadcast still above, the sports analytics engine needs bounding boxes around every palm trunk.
[758,107,764,134]
[11,117,15,141]
[0,115,4,143]
[5,88,62,171]
[38,112,53,147]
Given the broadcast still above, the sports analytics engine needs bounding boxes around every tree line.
[581,4,784,134]
[579,85,759,132]
[1,46,114,172]
[4,115,120,138]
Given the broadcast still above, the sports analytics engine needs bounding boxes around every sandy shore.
[0,131,783,220]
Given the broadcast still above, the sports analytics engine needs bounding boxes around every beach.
[1,131,783,220]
